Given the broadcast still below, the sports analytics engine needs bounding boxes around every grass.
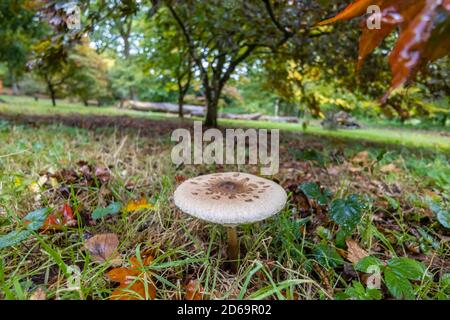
[1,95,449,153]
[0,116,448,300]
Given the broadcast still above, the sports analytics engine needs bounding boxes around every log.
[259,116,300,123]
[220,113,262,120]
[121,100,206,116]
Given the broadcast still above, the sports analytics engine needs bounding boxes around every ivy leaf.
[23,208,50,231]
[312,244,345,268]
[387,258,426,281]
[92,202,122,220]
[355,256,384,273]
[0,230,32,249]
[0,208,50,250]
[329,194,365,233]
[384,268,415,300]
[299,182,332,206]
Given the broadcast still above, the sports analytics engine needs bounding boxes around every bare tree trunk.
[205,96,219,127]
[9,69,19,96]
[47,80,56,107]
[178,94,184,118]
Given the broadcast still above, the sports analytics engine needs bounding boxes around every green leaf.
[299,182,331,206]
[329,194,365,233]
[427,200,449,228]
[0,230,32,250]
[344,281,382,300]
[92,202,122,220]
[387,257,426,281]
[312,243,344,268]
[355,256,384,273]
[384,268,415,300]
[23,208,49,231]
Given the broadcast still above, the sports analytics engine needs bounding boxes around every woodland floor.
[0,98,449,300]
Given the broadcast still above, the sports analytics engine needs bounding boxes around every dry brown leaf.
[29,287,46,300]
[380,163,401,174]
[346,239,369,264]
[351,151,370,164]
[185,279,203,300]
[85,233,122,265]
[95,167,111,184]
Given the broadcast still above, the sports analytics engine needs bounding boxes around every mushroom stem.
[226,226,239,273]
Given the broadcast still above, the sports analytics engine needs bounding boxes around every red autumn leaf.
[175,175,187,184]
[41,204,77,230]
[318,0,450,100]
[106,254,156,300]
[317,0,382,26]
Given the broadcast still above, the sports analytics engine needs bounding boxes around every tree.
[90,0,141,100]
[66,42,109,105]
[32,39,109,106]
[0,0,46,94]
[142,7,194,117]
[163,0,313,126]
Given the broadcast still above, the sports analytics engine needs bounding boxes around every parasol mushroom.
[173,172,287,272]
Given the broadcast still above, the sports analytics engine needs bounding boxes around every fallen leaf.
[95,167,111,184]
[125,198,154,212]
[380,163,401,174]
[92,202,122,220]
[351,151,370,164]
[346,239,369,264]
[175,175,187,184]
[29,287,46,300]
[185,279,203,300]
[84,233,122,265]
[41,204,77,230]
[106,254,156,300]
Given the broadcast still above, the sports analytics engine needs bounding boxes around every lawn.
[0,107,448,300]
[1,95,449,153]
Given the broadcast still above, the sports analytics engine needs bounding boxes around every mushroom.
[173,172,287,272]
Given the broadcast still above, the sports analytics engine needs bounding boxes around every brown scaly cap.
[173,172,287,225]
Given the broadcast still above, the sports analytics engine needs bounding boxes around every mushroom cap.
[173,172,287,225]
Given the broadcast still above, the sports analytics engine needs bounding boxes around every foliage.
[299,182,333,206]
[0,0,47,91]
[92,202,122,220]
[0,208,49,249]
[319,0,450,100]
[356,256,428,300]
[329,194,367,234]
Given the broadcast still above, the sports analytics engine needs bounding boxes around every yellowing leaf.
[14,177,23,188]
[125,198,154,212]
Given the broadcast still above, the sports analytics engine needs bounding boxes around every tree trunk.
[205,98,219,127]
[203,78,222,127]
[178,94,184,118]
[47,81,56,107]
[10,71,18,96]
